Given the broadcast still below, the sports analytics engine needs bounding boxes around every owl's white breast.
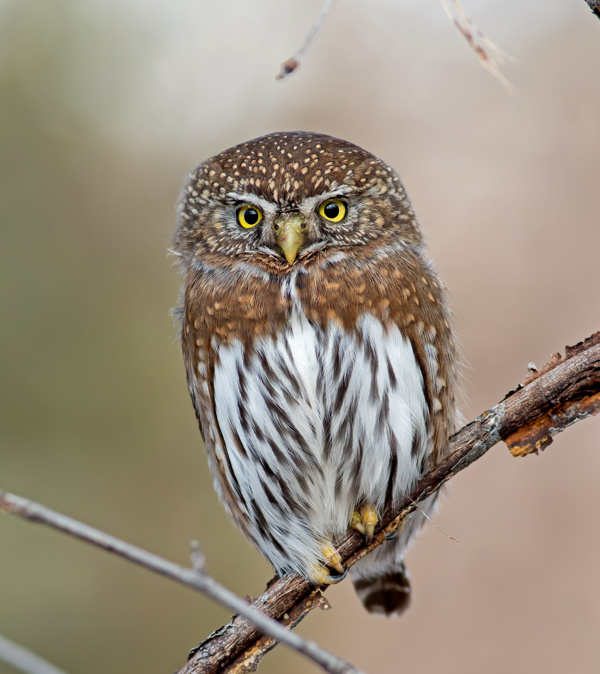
[210,292,429,574]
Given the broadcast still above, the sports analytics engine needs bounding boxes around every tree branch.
[0,493,362,674]
[439,0,515,93]
[182,331,600,673]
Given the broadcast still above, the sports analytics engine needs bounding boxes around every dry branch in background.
[0,494,362,674]
[276,0,338,80]
[182,332,600,673]
[439,0,515,93]
[277,0,516,89]
[1,333,599,674]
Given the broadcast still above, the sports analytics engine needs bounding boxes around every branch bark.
[182,331,600,673]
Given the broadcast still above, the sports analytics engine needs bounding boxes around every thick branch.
[184,332,600,673]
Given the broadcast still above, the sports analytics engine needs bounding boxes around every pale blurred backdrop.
[1,1,599,673]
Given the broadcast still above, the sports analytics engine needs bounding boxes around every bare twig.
[181,331,600,673]
[0,634,69,674]
[439,0,515,93]
[277,0,338,80]
[0,493,362,674]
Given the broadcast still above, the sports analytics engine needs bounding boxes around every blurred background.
[1,0,599,672]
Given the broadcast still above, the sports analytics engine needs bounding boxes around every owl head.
[174,131,423,275]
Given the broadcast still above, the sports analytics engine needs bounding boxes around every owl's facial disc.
[272,214,307,264]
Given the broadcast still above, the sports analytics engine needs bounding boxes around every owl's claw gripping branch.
[307,541,347,585]
[361,504,378,543]
[351,505,379,544]
[320,541,345,574]
[309,563,348,586]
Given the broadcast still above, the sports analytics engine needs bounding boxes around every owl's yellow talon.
[307,540,347,584]
[321,542,345,574]
[309,565,330,585]
[361,504,378,544]
[351,505,378,543]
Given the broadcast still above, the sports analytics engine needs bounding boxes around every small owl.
[174,132,459,616]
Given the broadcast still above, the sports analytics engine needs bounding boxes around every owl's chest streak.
[207,304,430,521]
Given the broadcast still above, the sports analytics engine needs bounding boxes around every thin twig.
[0,634,69,674]
[181,331,600,673]
[439,0,516,93]
[277,0,338,80]
[0,492,363,674]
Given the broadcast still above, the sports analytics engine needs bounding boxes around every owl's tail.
[351,562,411,616]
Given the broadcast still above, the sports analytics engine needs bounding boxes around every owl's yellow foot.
[351,504,378,543]
[309,562,348,586]
[321,541,345,574]
[307,541,347,585]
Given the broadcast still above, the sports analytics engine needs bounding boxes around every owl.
[173,131,459,616]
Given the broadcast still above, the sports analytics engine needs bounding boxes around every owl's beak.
[273,214,307,265]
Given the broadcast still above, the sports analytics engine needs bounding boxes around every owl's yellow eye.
[318,198,347,223]
[237,205,263,229]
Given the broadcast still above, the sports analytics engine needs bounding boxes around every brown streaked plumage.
[174,131,459,615]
